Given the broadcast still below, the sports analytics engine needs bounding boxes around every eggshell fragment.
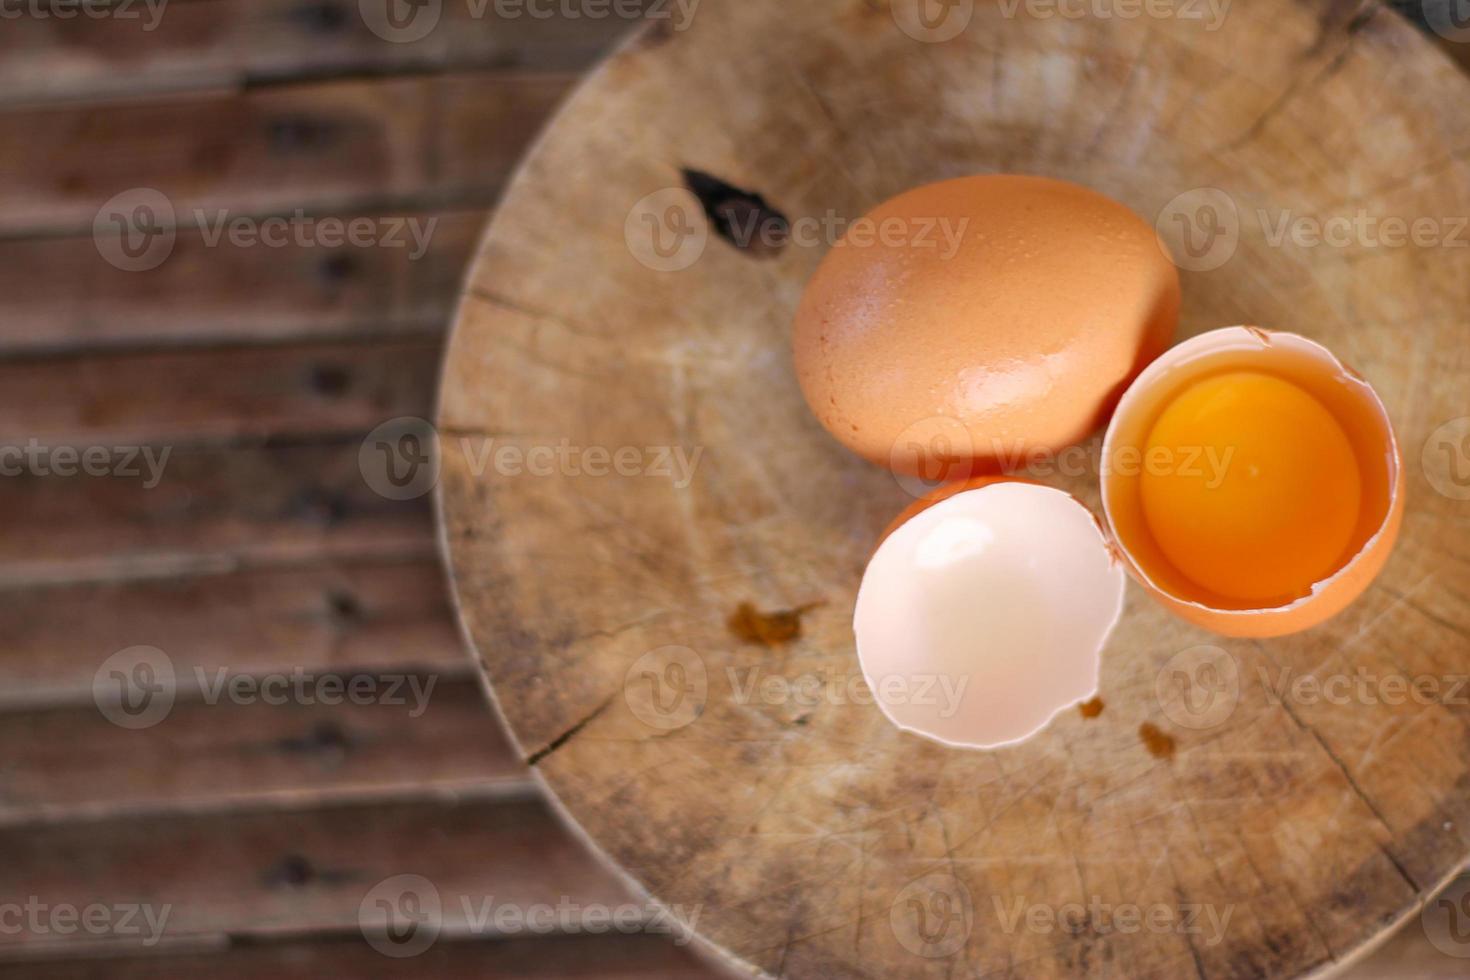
[1101,327,1404,638]
[793,174,1180,478]
[855,481,1125,750]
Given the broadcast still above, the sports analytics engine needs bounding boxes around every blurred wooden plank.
[0,932,724,978]
[0,441,433,586]
[0,71,573,237]
[0,337,438,446]
[0,559,460,703]
[0,675,523,825]
[0,795,633,956]
[0,208,482,354]
[0,0,633,107]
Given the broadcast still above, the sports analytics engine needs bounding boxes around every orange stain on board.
[1139,722,1177,759]
[1078,697,1105,719]
[727,602,822,647]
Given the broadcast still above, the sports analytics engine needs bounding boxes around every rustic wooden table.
[0,1,1464,977]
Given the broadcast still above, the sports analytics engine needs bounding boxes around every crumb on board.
[727,601,822,647]
[1139,722,1177,759]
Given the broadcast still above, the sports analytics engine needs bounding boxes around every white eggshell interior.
[854,483,1125,750]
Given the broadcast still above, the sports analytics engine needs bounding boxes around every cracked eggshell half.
[1101,327,1405,638]
[855,479,1126,750]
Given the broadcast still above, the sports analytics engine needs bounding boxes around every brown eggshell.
[793,175,1180,476]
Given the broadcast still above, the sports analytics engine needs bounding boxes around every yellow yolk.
[1139,370,1362,604]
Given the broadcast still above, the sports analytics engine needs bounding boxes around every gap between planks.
[0,794,640,957]
[0,0,635,109]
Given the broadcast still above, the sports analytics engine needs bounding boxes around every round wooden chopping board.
[437,2,1470,976]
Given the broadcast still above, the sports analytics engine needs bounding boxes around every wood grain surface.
[439,2,1470,978]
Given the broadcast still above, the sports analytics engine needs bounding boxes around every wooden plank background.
[0,1,1464,976]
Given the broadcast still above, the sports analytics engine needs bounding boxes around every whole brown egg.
[792,175,1181,478]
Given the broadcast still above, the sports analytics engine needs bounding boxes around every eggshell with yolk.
[1100,327,1404,638]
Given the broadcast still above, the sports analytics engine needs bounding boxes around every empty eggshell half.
[1101,327,1404,638]
[855,481,1125,750]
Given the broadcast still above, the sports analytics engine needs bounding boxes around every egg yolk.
[1139,370,1362,604]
